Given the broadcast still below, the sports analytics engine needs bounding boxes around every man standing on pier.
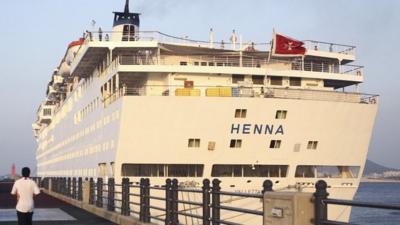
[11,167,40,225]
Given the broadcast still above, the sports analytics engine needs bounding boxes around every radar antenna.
[124,0,130,14]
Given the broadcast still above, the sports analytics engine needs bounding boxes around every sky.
[0,0,399,174]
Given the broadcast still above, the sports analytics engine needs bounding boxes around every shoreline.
[361,178,400,183]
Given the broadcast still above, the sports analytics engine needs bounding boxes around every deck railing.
[102,85,378,107]
[83,31,356,56]
[116,54,363,75]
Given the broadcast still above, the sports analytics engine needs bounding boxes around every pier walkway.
[0,181,117,225]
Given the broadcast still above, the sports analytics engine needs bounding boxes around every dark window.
[252,75,265,85]
[230,139,242,148]
[234,109,247,118]
[211,164,288,177]
[270,76,283,86]
[290,77,301,86]
[232,74,245,84]
[180,61,188,66]
[269,140,281,149]
[307,141,318,149]
[275,110,287,119]
[188,138,200,148]
[121,164,204,177]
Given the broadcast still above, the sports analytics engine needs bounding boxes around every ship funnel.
[112,0,140,41]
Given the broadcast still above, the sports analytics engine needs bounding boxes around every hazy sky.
[0,0,399,174]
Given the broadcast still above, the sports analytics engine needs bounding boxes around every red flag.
[272,33,306,55]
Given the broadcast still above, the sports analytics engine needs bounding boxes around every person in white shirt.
[11,167,40,225]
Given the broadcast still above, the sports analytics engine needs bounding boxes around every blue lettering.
[253,124,263,134]
[265,125,274,135]
[275,125,284,135]
[231,124,240,134]
[243,124,251,134]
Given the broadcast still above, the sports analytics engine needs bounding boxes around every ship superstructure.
[33,0,378,223]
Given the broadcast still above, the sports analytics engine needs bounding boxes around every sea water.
[350,182,400,225]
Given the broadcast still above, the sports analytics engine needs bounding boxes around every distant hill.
[363,159,399,175]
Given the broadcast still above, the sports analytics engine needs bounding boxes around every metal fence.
[32,177,400,225]
[38,177,272,225]
[314,180,400,225]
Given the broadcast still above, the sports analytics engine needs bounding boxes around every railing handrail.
[324,198,400,211]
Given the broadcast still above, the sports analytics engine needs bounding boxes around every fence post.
[139,178,145,221]
[108,178,115,211]
[211,179,221,225]
[97,178,103,208]
[121,178,130,216]
[314,180,329,225]
[64,178,67,196]
[144,178,151,223]
[72,177,77,199]
[171,179,179,225]
[262,180,273,193]
[202,179,211,225]
[165,179,172,225]
[89,178,95,205]
[67,177,71,197]
[78,177,83,201]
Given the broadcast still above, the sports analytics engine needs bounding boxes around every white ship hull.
[33,1,378,223]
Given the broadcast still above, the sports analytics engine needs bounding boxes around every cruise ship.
[32,0,378,223]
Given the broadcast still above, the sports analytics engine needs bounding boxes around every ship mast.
[124,0,130,14]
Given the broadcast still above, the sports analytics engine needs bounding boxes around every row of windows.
[74,97,101,124]
[121,164,204,177]
[234,109,287,119]
[120,164,360,178]
[231,75,303,86]
[232,75,265,85]
[295,166,360,178]
[38,111,120,159]
[189,139,318,150]
[271,76,301,86]
[212,165,288,177]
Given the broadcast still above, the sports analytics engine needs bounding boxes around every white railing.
[116,55,363,75]
[102,85,378,107]
[84,30,271,51]
[83,31,356,56]
[303,40,356,56]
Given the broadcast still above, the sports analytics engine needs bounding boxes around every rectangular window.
[234,109,247,118]
[180,61,188,66]
[270,76,283,86]
[275,110,287,119]
[269,140,281,149]
[121,164,204,177]
[289,77,301,86]
[211,164,288,177]
[43,108,52,116]
[252,75,265,85]
[188,138,200,148]
[232,74,245,84]
[230,139,242,148]
[307,141,318,149]
[295,165,360,178]
[201,62,207,66]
